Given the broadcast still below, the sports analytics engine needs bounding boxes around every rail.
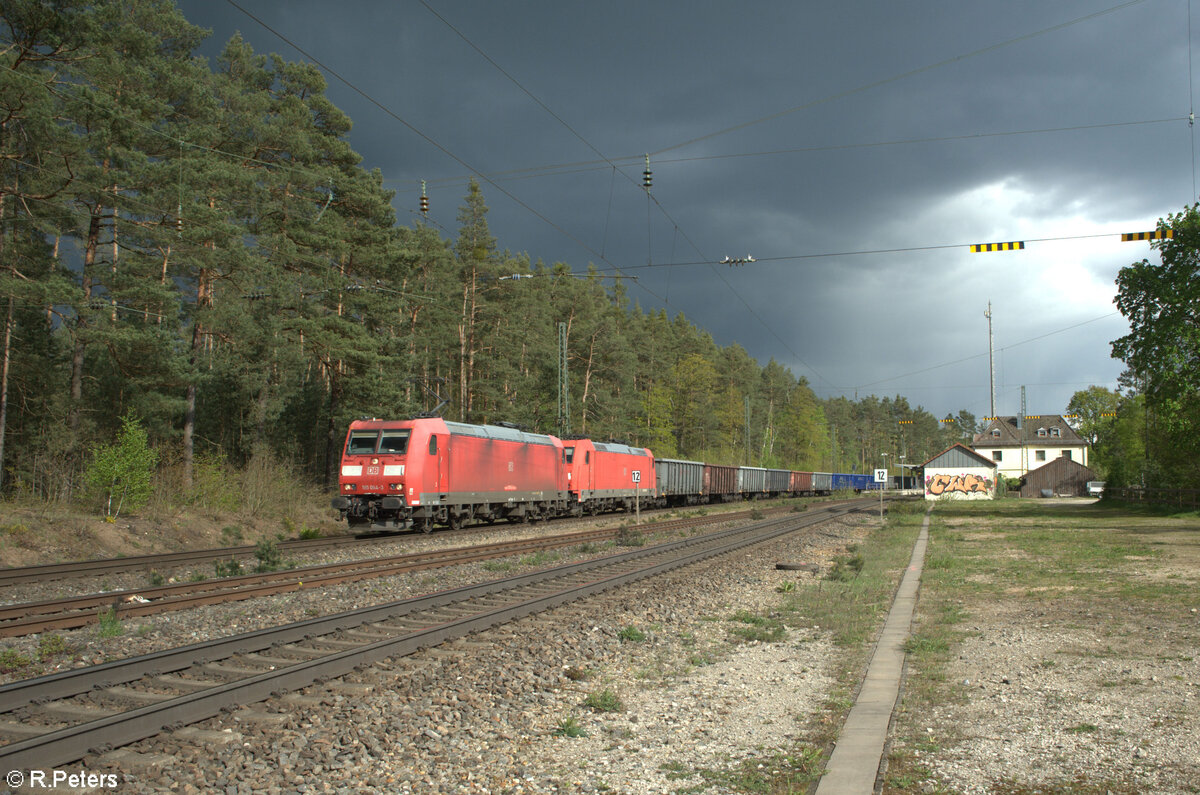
[0,501,870,772]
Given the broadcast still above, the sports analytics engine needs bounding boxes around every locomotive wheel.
[413,518,433,534]
[447,512,464,531]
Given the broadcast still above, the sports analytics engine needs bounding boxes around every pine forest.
[0,1,979,511]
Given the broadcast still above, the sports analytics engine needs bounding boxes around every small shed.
[922,443,997,501]
[1019,457,1097,498]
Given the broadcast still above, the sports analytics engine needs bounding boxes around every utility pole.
[986,301,996,420]
[744,395,751,465]
[557,322,568,438]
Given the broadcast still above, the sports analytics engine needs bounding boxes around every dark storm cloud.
[178,0,1190,418]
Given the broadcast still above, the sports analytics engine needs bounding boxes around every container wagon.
[654,458,704,506]
[703,464,738,502]
[738,466,769,498]
[765,468,791,495]
[790,471,813,495]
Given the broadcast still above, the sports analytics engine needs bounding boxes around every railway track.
[0,506,795,638]
[0,502,757,587]
[0,500,868,772]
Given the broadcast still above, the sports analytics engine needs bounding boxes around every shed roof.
[922,443,997,470]
[972,415,1086,448]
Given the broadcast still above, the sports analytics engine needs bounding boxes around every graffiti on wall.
[925,472,993,496]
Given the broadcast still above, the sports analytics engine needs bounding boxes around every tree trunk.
[70,211,102,435]
[0,296,11,493]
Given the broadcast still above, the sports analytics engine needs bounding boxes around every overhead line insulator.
[642,154,652,190]
[970,241,1024,253]
[1121,229,1172,241]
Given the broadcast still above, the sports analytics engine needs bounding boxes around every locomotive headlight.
[371,457,380,465]
[389,483,401,491]
[343,484,356,492]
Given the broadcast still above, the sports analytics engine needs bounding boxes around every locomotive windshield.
[346,429,411,455]
[380,430,410,454]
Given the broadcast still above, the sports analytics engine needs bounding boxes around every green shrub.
[0,648,32,674]
[83,414,159,519]
[826,553,865,582]
[214,557,243,578]
[253,539,283,572]
[616,526,644,547]
[37,634,71,660]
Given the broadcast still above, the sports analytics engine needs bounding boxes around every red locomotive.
[332,417,567,531]
[561,438,656,515]
[333,414,879,532]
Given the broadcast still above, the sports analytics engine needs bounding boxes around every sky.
[175,0,1193,422]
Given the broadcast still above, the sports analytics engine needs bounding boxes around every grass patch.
[0,648,32,674]
[96,606,123,638]
[519,549,561,567]
[482,559,514,572]
[886,499,1200,792]
[553,716,588,738]
[582,688,622,713]
[617,625,646,643]
[616,525,645,547]
[660,748,824,791]
[727,610,787,643]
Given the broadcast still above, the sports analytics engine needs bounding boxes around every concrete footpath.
[815,507,931,794]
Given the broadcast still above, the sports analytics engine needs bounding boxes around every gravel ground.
[885,502,1200,795]
[10,501,1196,794]
[58,511,874,794]
[919,609,1200,794]
[0,510,742,684]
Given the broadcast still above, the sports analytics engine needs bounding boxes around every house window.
[1062,450,1072,461]
[1050,427,1061,438]
[1036,428,1047,438]
[992,450,1003,461]
[1035,450,1046,461]
[991,429,1000,437]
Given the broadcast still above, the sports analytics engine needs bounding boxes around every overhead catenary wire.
[222,0,661,305]
[592,229,1165,272]
[851,311,1122,392]
[367,0,837,388]
[396,116,1188,194]
[649,0,1152,156]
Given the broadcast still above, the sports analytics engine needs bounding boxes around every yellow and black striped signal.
[970,241,1024,252]
[1121,230,1173,242]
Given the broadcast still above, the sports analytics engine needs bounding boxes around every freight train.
[331,416,880,531]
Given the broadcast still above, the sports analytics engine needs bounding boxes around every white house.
[970,415,1089,480]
